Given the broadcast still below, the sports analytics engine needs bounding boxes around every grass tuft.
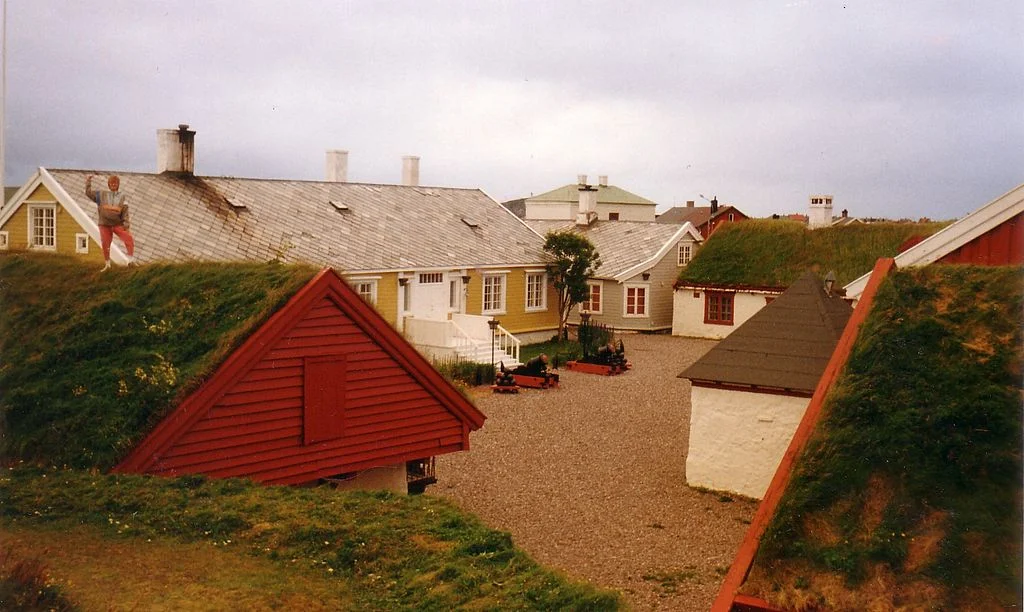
[0,253,318,469]
[680,219,948,287]
[0,466,621,610]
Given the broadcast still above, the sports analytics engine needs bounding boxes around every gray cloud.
[4,0,1022,220]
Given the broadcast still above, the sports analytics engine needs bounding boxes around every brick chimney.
[326,150,348,182]
[157,124,196,174]
[808,194,834,228]
[402,156,420,186]
[686,200,695,208]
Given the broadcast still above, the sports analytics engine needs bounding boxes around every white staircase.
[454,343,521,370]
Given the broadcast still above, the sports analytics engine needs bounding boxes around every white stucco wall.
[671,289,779,339]
[686,386,809,499]
[525,201,575,220]
[596,203,656,222]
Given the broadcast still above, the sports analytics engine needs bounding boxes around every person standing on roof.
[86,174,136,271]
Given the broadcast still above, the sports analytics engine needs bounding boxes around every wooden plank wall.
[151,296,465,485]
[938,212,1022,265]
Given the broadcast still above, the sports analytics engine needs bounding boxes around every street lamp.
[487,316,500,370]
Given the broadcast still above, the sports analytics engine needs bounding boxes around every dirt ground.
[432,334,759,611]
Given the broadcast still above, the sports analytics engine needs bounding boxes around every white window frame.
[677,243,692,266]
[481,273,507,315]
[27,204,57,250]
[524,270,547,312]
[75,233,90,254]
[347,275,381,306]
[582,281,603,314]
[0,231,8,250]
[419,272,444,284]
[623,283,650,318]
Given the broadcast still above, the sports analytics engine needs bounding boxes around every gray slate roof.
[526,219,688,279]
[46,169,547,271]
[679,271,853,393]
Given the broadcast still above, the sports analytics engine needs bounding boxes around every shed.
[106,267,486,492]
[679,270,853,499]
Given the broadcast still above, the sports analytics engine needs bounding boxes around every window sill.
[704,319,735,326]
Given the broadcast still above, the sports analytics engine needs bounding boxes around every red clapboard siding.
[116,271,485,486]
[155,421,463,477]
[938,212,1022,265]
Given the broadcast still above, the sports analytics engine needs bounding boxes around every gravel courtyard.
[432,334,759,611]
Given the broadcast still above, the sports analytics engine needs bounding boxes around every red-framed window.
[705,291,734,325]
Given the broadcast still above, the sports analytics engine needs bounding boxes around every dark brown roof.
[679,271,853,393]
[657,205,711,225]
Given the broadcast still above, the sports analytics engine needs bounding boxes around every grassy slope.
[680,219,948,287]
[0,467,620,611]
[0,253,318,469]
[747,265,1023,610]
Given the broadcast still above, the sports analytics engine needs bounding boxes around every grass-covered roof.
[744,265,1023,610]
[0,253,319,470]
[679,220,948,288]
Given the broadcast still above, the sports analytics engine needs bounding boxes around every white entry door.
[409,272,448,320]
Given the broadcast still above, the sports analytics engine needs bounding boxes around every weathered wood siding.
[149,295,466,485]
[938,212,1022,265]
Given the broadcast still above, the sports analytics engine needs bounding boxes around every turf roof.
[742,265,1023,610]
[0,253,319,470]
[678,219,948,288]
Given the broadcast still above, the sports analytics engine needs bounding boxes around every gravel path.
[432,334,758,611]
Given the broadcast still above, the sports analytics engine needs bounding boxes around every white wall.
[671,289,777,339]
[596,203,656,222]
[686,386,809,499]
[525,201,574,220]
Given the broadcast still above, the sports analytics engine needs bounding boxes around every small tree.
[543,231,601,340]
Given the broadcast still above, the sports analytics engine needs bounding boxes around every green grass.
[755,265,1023,609]
[0,252,318,469]
[0,466,621,611]
[520,338,581,366]
[680,219,949,287]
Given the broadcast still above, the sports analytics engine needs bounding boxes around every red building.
[115,268,486,493]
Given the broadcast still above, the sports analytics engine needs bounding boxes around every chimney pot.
[598,175,608,187]
[577,174,587,186]
[402,156,420,186]
[326,150,349,182]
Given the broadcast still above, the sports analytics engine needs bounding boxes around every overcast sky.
[4,1,1022,219]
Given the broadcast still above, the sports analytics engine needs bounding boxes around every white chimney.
[576,185,598,226]
[402,156,420,186]
[157,124,196,174]
[326,150,349,182]
[808,194,834,229]
[577,174,588,186]
[598,175,608,187]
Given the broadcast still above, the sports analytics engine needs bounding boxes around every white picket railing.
[494,322,521,365]
[404,313,521,366]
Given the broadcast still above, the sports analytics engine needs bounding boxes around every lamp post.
[487,316,500,370]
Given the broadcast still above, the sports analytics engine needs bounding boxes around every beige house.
[527,184,702,332]
[513,174,657,222]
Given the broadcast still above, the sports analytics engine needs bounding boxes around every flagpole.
[1,0,7,204]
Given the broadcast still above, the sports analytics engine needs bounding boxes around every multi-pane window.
[525,272,546,311]
[0,231,8,250]
[449,279,460,310]
[29,205,56,249]
[482,274,505,313]
[678,243,692,266]
[419,272,443,284]
[625,285,648,317]
[354,280,376,305]
[705,291,735,325]
[582,282,602,313]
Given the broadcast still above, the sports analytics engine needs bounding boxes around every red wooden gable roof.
[114,268,485,485]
